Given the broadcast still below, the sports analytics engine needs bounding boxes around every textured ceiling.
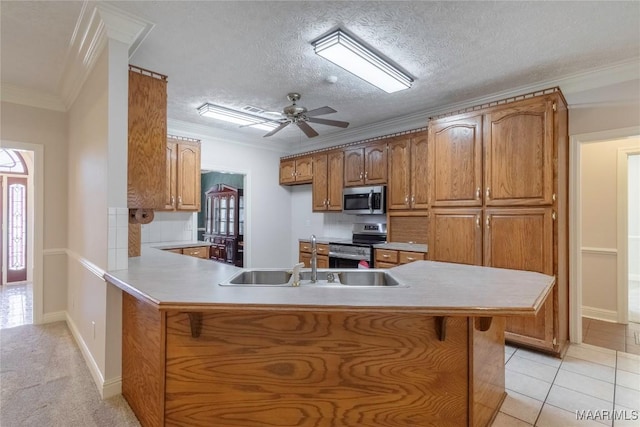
[2,1,639,152]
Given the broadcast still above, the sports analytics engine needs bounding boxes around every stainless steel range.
[328,223,387,269]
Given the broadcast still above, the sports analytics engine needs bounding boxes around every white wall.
[1,102,68,316]
[67,39,129,397]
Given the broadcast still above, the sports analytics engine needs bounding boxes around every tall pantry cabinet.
[427,89,568,355]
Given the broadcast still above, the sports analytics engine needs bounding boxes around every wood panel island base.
[123,294,506,427]
[106,257,555,427]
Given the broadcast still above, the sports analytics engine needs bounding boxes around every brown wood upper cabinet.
[428,115,483,207]
[344,143,387,187]
[425,90,568,354]
[387,132,428,210]
[162,137,201,211]
[280,157,313,185]
[312,151,344,211]
[127,67,167,209]
[484,97,555,206]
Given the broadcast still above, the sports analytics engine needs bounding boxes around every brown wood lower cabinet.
[122,292,506,427]
[163,246,210,259]
[375,248,426,268]
[298,241,329,268]
[427,206,561,353]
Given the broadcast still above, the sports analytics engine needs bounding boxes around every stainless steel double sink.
[219,268,405,287]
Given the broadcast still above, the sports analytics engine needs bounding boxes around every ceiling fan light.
[197,103,278,131]
[312,30,413,93]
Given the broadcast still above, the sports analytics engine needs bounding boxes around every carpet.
[0,321,140,426]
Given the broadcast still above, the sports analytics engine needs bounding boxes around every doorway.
[570,127,640,344]
[0,148,34,328]
[199,171,246,267]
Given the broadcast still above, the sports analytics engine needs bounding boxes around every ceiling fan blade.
[307,117,350,128]
[306,106,337,117]
[263,122,290,137]
[297,121,319,138]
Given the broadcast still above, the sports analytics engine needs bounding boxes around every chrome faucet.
[310,234,317,283]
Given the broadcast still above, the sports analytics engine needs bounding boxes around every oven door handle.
[329,252,369,261]
[368,190,373,213]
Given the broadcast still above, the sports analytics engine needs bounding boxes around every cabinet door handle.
[171,196,175,206]
[383,254,390,258]
[364,171,368,179]
[486,187,491,199]
[326,199,330,206]
[407,257,415,261]
[476,216,480,228]
[486,216,491,228]
[178,196,182,205]
[476,187,481,199]
[411,195,415,206]
[405,195,409,205]
[359,172,363,179]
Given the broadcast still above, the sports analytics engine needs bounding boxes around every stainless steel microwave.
[342,186,386,215]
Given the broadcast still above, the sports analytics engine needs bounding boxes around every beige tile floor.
[1,283,638,426]
[496,343,640,426]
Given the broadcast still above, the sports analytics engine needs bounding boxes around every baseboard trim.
[65,312,108,399]
[102,376,122,399]
[582,306,619,323]
[42,311,67,323]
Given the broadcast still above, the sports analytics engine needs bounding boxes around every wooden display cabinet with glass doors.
[203,184,244,267]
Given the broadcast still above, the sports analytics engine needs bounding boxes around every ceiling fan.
[262,93,349,138]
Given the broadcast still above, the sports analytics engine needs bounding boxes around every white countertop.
[105,245,555,316]
[373,242,428,253]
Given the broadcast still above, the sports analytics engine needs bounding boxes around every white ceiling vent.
[242,105,267,115]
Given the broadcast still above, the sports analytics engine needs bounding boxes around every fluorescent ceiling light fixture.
[312,29,413,93]
[197,103,278,131]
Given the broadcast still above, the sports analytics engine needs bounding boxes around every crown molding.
[58,2,154,110]
[0,84,67,112]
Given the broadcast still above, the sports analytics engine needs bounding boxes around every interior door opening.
[199,170,246,268]
[0,148,34,329]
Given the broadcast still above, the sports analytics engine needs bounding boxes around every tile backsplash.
[108,207,128,270]
[141,212,196,243]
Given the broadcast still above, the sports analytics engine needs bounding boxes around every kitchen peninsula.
[105,247,555,427]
